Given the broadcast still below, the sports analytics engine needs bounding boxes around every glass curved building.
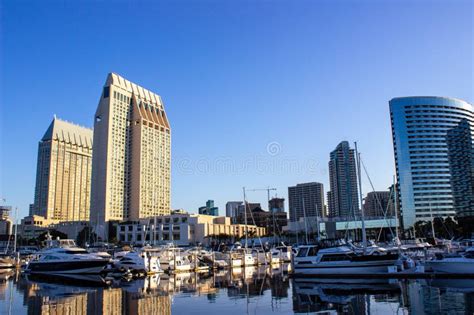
[390,96,474,229]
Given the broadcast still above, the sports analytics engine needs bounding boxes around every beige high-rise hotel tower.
[33,117,93,221]
[90,73,171,234]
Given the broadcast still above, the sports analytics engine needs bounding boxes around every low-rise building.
[116,213,266,246]
[284,216,399,241]
[51,221,90,239]
[19,215,59,240]
[236,206,287,236]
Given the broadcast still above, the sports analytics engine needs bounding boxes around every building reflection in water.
[7,264,474,315]
[292,277,474,314]
[17,275,171,315]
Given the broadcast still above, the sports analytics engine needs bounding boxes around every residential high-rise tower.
[33,117,93,221]
[446,119,474,218]
[90,73,171,231]
[327,141,359,218]
[288,182,324,222]
[390,96,474,228]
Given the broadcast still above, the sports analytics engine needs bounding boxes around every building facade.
[33,117,93,221]
[288,182,325,222]
[225,201,242,223]
[390,96,474,228]
[236,202,261,221]
[198,200,219,216]
[446,118,474,218]
[90,73,171,233]
[19,215,60,240]
[0,206,12,235]
[236,206,287,236]
[363,191,394,217]
[327,141,359,218]
[269,197,285,213]
[116,213,266,246]
[284,216,399,241]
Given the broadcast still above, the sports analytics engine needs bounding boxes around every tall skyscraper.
[327,141,359,218]
[33,117,93,221]
[447,118,474,218]
[390,96,474,228]
[288,182,324,222]
[90,73,171,231]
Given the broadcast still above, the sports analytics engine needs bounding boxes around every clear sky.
[1,0,472,219]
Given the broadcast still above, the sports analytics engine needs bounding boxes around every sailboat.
[292,143,400,276]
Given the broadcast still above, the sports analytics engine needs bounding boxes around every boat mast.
[13,207,18,254]
[315,203,321,241]
[429,202,436,240]
[354,142,367,251]
[302,197,309,244]
[243,187,248,249]
[393,175,400,241]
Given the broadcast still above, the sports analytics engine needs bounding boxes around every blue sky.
[1,0,472,219]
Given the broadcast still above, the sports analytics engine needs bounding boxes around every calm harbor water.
[0,265,474,314]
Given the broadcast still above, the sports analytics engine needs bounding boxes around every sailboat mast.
[393,175,400,241]
[354,142,367,251]
[315,203,321,241]
[302,197,309,244]
[13,207,18,254]
[430,202,436,240]
[243,187,248,249]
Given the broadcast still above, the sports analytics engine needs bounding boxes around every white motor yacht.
[292,245,400,276]
[114,251,161,274]
[425,247,474,274]
[25,239,109,275]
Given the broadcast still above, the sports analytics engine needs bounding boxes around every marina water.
[1,265,474,314]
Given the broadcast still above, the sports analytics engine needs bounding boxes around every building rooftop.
[106,72,164,108]
[389,96,472,106]
[41,116,93,147]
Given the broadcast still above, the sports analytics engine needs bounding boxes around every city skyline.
[1,1,472,219]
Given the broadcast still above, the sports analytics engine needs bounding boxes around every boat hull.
[26,259,108,274]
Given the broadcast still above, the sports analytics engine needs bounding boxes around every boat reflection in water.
[2,263,474,314]
[292,278,402,313]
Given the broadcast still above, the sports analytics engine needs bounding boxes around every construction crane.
[245,187,277,208]
[245,187,280,245]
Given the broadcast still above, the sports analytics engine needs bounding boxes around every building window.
[103,86,110,98]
